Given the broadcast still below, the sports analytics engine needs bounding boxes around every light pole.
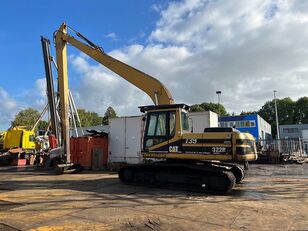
[216,90,221,106]
[274,90,280,152]
[216,91,221,116]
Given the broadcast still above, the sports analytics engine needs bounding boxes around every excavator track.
[221,163,245,183]
[199,161,245,184]
[119,162,236,194]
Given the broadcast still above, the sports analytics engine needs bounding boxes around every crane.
[54,23,257,193]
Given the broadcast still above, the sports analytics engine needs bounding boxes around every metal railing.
[257,138,308,157]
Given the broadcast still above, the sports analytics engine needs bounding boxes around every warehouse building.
[279,124,308,154]
[279,124,308,139]
[218,114,271,140]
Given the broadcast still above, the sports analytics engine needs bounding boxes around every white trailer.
[108,116,144,165]
[189,111,218,133]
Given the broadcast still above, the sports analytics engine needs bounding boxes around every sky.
[1,0,308,130]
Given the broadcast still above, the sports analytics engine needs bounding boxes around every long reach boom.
[55,23,174,163]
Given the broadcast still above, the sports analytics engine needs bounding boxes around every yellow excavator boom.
[55,22,174,162]
[56,23,174,105]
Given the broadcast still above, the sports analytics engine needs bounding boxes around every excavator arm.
[55,23,174,105]
[54,23,174,163]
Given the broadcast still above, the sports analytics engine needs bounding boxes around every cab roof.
[139,104,190,113]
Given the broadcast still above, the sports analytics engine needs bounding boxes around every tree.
[11,108,42,130]
[102,106,118,125]
[276,97,296,125]
[77,109,103,127]
[190,102,228,116]
[37,120,49,131]
[240,111,258,115]
[190,104,204,112]
[294,97,308,124]
[258,97,296,137]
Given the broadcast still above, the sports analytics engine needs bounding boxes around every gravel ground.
[0,164,307,231]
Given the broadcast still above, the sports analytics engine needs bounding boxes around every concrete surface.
[0,164,307,231]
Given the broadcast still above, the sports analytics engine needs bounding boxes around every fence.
[258,138,308,157]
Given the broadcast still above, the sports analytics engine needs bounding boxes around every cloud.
[0,87,19,130]
[147,0,308,112]
[105,32,118,41]
[151,4,163,13]
[22,78,47,109]
[0,78,48,129]
[3,0,304,126]
[70,0,308,117]
[70,53,152,116]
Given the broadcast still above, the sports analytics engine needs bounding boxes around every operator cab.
[139,104,190,152]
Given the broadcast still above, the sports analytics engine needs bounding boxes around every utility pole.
[274,90,280,152]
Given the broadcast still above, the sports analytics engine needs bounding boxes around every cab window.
[144,111,174,150]
[169,112,176,137]
[156,114,166,136]
[147,114,157,136]
[181,111,189,132]
[146,113,166,136]
[29,135,35,142]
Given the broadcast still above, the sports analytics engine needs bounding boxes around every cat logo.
[169,146,179,153]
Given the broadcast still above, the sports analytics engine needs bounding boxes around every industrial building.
[279,124,308,154]
[279,124,308,139]
[218,114,272,140]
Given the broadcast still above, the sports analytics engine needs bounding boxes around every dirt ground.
[0,164,307,231]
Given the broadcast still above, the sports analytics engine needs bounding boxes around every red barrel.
[48,135,58,149]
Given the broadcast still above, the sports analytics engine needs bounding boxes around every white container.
[108,116,144,164]
[189,111,218,133]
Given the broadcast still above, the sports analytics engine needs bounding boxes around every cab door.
[143,111,176,152]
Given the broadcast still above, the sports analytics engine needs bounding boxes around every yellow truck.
[0,127,36,165]
[0,105,49,154]
[1,127,36,153]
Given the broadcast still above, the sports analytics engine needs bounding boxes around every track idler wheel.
[202,171,236,193]
[230,165,245,183]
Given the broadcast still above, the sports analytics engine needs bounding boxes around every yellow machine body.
[141,105,257,164]
[2,127,36,152]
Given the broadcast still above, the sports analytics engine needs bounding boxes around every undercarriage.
[119,161,245,194]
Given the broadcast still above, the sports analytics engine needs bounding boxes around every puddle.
[230,189,270,200]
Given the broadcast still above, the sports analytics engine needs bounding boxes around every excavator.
[54,23,257,193]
